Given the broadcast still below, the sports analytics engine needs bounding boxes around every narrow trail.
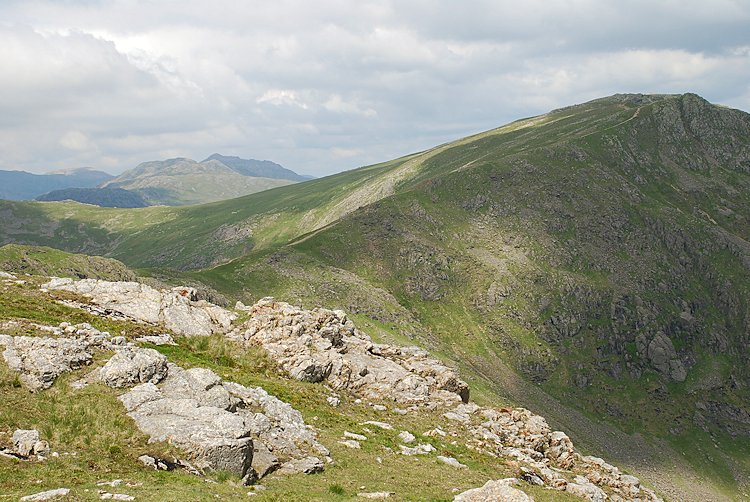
[579,106,643,140]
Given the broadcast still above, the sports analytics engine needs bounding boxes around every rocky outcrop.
[447,403,661,501]
[0,334,94,391]
[42,279,235,337]
[109,348,328,484]
[230,298,469,406]
[637,332,686,382]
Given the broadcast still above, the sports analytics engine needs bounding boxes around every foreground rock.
[0,335,93,391]
[108,347,327,484]
[454,478,532,502]
[99,347,168,388]
[230,298,469,406]
[42,279,235,337]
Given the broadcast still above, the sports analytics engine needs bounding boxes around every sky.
[1,1,749,177]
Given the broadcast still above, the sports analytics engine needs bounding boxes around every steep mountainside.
[0,168,114,201]
[36,187,149,208]
[102,157,298,205]
[1,93,749,499]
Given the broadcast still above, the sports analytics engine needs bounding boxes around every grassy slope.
[190,94,750,500]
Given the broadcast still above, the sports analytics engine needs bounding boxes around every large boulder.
[12,429,49,457]
[118,365,328,483]
[638,332,687,382]
[119,385,254,481]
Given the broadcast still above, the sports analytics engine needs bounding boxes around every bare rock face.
[0,335,93,391]
[453,478,533,502]
[642,332,686,382]
[42,279,236,337]
[231,298,469,406]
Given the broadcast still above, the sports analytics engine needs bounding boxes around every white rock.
[237,300,469,405]
[397,431,415,443]
[338,440,361,449]
[13,429,40,456]
[99,348,168,388]
[437,456,467,469]
[344,431,368,441]
[19,488,71,501]
[399,443,436,456]
[453,479,532,502]
[99,493,135,501]
[357,492,394,499]
[0,336,93,391]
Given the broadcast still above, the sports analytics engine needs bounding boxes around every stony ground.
[0,273,667,501]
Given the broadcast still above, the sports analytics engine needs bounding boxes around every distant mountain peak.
[204,153,313,181]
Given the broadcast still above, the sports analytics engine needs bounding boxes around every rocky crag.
[10,275,665,501]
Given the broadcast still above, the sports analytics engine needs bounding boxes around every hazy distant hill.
[35,187,148,208]
[101,156,302,205]
[0,168,113,200]
[203,153,313,181]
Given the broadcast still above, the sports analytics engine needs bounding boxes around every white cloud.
[59,131,95,152]
[0,0,748,177]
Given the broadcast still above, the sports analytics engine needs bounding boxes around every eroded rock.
[117,365,327,484]
[99,348,168,388]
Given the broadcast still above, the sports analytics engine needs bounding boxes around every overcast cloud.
[1,0,749,176]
